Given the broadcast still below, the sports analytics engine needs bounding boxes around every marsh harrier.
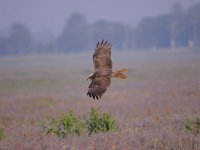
[87,40,127,100]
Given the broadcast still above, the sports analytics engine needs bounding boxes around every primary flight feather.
[87,40,127,100]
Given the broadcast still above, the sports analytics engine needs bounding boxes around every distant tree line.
[0,3,200,55]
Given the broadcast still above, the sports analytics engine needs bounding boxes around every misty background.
[0,0,200,55]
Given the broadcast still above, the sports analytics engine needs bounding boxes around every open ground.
[0,49,200,149]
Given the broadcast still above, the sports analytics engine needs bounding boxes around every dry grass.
[0,49,200,149]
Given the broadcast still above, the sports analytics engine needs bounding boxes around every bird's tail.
[111,68,127,79]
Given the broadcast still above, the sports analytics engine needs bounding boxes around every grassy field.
[0,49,200,149]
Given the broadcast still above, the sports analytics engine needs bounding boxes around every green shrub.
[44,108,117,137]
[85,107,117,135]
[184,118,200,135]
[0,128,4,140]
[45,111,85,137]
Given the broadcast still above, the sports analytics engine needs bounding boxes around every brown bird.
[87,40,127,100]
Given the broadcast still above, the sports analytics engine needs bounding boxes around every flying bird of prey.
[87,40,127,100]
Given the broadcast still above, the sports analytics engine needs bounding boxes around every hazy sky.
[0,0,199,36]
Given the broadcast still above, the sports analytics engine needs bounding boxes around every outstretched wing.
[93,40,112,75]
[87,76,111,100]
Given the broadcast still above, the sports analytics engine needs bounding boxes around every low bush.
[44,108,117,137]
[184,118,200,135]
[85,107,117,135]
[45,111,85,137]
[0,128,4,140]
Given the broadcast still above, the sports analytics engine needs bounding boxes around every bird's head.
[87,73,94,80]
